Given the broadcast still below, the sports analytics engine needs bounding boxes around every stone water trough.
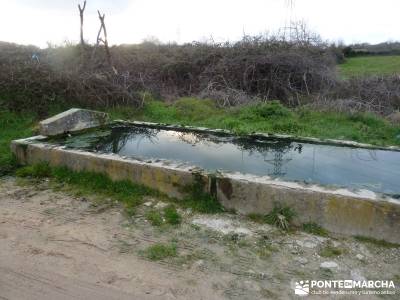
[11,109,400,243]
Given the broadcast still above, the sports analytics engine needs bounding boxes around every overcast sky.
[1,0,399,48]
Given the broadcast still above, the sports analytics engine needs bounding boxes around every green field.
[109,98,400,146]
[339,55,400,78]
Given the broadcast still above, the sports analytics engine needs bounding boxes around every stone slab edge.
[39,108,109,136]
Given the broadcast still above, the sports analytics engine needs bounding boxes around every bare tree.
[78,1,87,46]
[93,10,117,73]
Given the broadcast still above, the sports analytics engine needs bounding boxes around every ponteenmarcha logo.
[293,279,396,296]
[295,280,310,296]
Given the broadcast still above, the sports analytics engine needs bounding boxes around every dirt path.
[0,177,399,299]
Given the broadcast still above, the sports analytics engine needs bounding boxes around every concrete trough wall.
[11,139,199,200]
[216,174,400,244]
[11,138,400,244]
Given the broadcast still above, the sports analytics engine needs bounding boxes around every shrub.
[264,204,296,230]
[0,34,339,114]
[252,101,293,119]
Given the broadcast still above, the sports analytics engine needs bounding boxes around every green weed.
[145,210,164,226]
[163,205,182,225]
[302,222,329,237]
[143,243,177,261]
[319,242,344,258]
[181,174,223,214]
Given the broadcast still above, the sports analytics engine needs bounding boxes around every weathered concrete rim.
[218,172,398,203]
[113,119,400,152]
[11,136,400,244]
[14,135,398,203]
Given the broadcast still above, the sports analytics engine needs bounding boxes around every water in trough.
[49,123,400,197]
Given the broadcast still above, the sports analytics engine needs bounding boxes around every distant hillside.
[344,42,400,57]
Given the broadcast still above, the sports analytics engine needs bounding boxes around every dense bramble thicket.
[1,37,399,116]
[0,37,339,113]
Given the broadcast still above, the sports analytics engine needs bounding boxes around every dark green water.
[53,124,400,196]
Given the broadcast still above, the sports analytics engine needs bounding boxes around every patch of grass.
[181,174,223,214]
[16,163,159,216]
[15,162,52,178]
[0,110,34,176]
[145,210,164,226]
[264,204,296,231]
[339,55,400,78]
[302,222,329,237]
[52,167,157,209]
[319,244,343,258]
[143,243,177,261]
[182,191,222,214]
[354,235,400,248]
[119,97,400,147]
[163,205,182,225]
[145,205,182,226]
[174,97,220,121]
[247,101,293,119]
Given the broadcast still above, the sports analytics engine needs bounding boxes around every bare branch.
[78,1,87,46]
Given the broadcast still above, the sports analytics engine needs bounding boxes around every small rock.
[193,259,204,268]
[143,201,153,207]
[320,261,338,270]
[296,239,318,249]
[356,254,364,261]
[358,245,372,258]
[351,269,366,281]
[154,202,168,209]
[294,257,308,264]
